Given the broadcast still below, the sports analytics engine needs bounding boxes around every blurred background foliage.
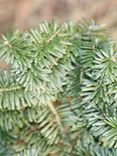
[0,0,117,40]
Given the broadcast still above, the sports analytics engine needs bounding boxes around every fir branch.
[0,20,116,156]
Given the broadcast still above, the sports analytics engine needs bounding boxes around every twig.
[47,29,61,43]
[47,101,65,135]
[0,86,21,92]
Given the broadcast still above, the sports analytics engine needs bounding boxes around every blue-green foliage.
[0,20,116,156]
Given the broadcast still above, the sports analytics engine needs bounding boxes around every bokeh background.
[1,0,117,40]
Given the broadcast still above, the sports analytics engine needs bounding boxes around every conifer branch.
[0,20,116,156]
